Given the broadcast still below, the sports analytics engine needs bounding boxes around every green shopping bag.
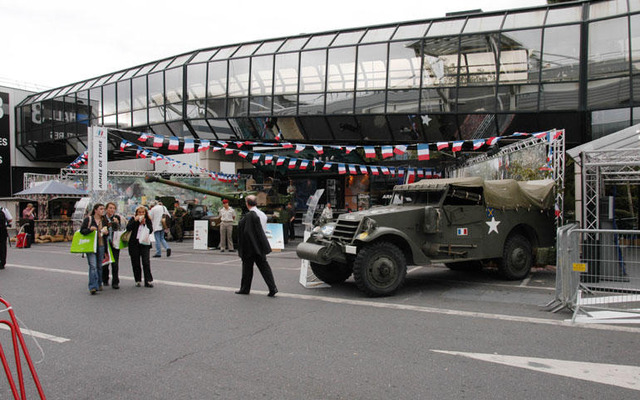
[70,230,98,253]
[102,241,116,266]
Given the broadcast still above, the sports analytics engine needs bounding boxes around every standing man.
[286,202,296,241]
[320,202,333,224]
[0,206,13,270]
[235,195,278,297]
[21,203,36,245]
[149,201,172,258]
[172,200,186,242]
[218,199,236,252]
[104,202,125,289]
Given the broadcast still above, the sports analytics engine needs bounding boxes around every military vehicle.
[296,177,556,297]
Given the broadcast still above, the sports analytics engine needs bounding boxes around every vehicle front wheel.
[353,242,406,297]
[498,234,533,280]
[310,261,352,284]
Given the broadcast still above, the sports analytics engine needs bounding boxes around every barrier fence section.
[0,297,46,399]
[553,225,640,323]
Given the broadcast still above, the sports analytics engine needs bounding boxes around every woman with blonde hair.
[125,206,155,287]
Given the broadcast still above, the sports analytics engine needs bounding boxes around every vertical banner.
[0,92,10,197]
[90,126,108,191]
[193,220,208,250]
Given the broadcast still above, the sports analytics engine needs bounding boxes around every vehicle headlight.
[320,223,335,237]
[358,217,377,239]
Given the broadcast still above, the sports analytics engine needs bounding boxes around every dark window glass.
[499,29,542,84]
[588,17,630,79]
[300,50,326,93]
[166,122,189,137]
[148,72,164,107]
[206,98,226,118]
[298,117,333,140]
[457,113,497,139]
[539,83,579,110]
[456,86,496,112]
[230,118,259,140]
[327,47,356,91]
[249,96,273,115]
[354,91,386,114]
[208,60,228,97]
[389,41,422,90]
[103,84,116,115]
[591,108,630,140]
[421,37,459,86]
[187,63,207,100]
[89,87,102,120]
[587,77,631,109]
[327,116,361,141]
[117,80,131,113]
[541,25,581,81]
[208,119,235,139]
[273,94,297,116]
[150,124,173,137]
[388,90,420,113]
[189,119,216,140]
[326,91,354,114]
[356,116,394,141]
[274,53,299,95]
[298,93,325,115]
[357,44,387,91]
[250,55,274,96]
[388,114,424,142]
[228,58,250,97]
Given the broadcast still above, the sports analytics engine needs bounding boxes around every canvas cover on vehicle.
[394,177,554,210]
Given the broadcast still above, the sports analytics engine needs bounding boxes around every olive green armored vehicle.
[296,177,556,297]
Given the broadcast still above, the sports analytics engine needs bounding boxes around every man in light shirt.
[218,199,236,252]
[148,201,172,258]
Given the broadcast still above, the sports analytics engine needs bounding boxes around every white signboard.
[193,220,209,250]
[265,223,284,250]
[91,126,108,191]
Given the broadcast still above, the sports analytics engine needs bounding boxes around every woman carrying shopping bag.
[79,203,109,295]
[126,205,155,288]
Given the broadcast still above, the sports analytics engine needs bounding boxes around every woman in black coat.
[126,205,154,287]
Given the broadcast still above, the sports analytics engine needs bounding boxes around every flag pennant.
[417,169,424,178]
[299,160,310,169]
[364,146,376,158]
[153,135,164,147]
[313,145,324,154]
[281,142,294,149]
[381,166,390,175]
[338,164,346,174]
[225,148,234,155]
[295,144,306,153]
[406,169,416,184]
[183,138,195,153]
[138,133,150,142]
[322,162,333,171]
[344,146,357,154]
[264,155,273,165]
[359,165,368,174]
[275,129,282,141]
[136,149,142,158]
[417,144,430,161]
[381,146,393,159]
[198,140,210,152]
[288,159,297,169]
[389,167,396,176]
[533,132,547,140]
[349,165,358,174]
[486,137,500,146]
[212,146,221,153]
[168,137,180,150]
[276,156,286,166]
[238,151,249,158]
[251,153,260,164]
[452,141,464,152]
[394,145,408,155]
[370,166,379,175]
[473,139,484,150]
[437,142,449,150]
[120,141,132,151]
[218,141,228,148]
[398,168,405,177]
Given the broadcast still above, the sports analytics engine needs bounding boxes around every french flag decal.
[457,228,468,236]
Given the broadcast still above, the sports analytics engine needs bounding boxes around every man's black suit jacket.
[237,210,272,259]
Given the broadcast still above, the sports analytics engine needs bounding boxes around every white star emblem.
[486,217,500,234]
[421,115,432,126]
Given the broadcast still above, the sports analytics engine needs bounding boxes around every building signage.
[91,126,108,191]
[0,92,10,197]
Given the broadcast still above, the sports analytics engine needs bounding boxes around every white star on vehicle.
[486,217,500,234]
[421,115,432,126]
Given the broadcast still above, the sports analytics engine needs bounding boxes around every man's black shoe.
[268,289,278,297]
[235,290,249,295]
[112,284,119,289]
[152,254,161,258]
[166,248,171,257]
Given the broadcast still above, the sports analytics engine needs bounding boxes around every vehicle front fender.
[355,226,428,265]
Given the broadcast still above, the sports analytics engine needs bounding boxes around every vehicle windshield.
[390,190,444,205]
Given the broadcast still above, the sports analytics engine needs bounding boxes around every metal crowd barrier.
[551,225,640,323]
[0,297,46,399]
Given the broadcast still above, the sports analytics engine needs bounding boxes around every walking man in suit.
[235,195,278,297]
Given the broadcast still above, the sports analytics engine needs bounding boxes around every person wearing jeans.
[148,201,171,258]
[80,203,109,295]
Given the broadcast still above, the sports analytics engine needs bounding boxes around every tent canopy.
[14,180,88,197]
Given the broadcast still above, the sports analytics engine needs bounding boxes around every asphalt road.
[0,240,638,399]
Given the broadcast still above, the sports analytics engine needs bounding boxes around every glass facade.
[14,0,640,162]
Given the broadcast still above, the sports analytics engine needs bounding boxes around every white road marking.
[519,274,533,287]
[432,350,640,391]
[407,266,423,274]
[0,323,70,343]
[8,264,640,334]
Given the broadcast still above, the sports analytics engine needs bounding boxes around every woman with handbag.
[80,203,109,295]
[126,205,154,288]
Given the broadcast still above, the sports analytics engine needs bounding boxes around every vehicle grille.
[331,219,360,242]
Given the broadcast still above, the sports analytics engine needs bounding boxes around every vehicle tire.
[445,261,483,271]
[498,234,533,280]
[353,242,406,297]
[310,262,352,284]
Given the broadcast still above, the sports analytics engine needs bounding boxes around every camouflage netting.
[396,177,555,210]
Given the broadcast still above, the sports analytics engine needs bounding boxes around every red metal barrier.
[0,297,46,399]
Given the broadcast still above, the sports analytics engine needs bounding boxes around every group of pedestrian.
[81,202,155,295]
